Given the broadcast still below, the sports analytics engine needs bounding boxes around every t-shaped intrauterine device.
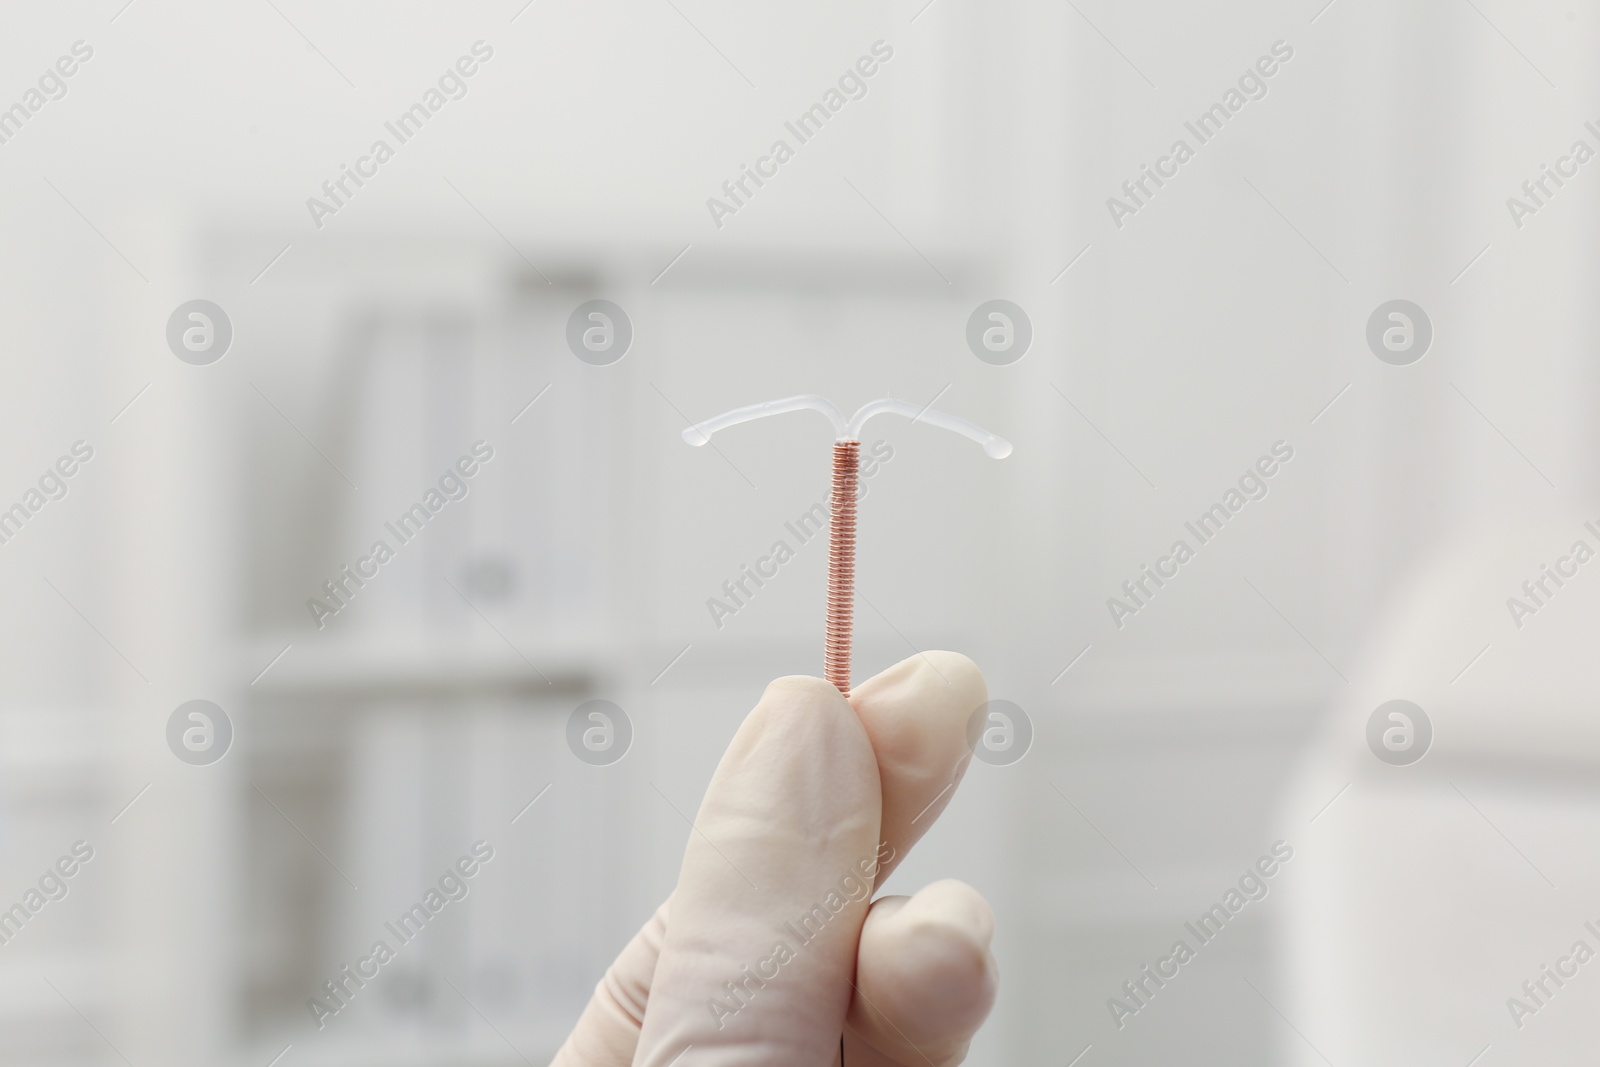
[683,396,1011,694]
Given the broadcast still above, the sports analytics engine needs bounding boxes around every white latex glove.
[551,651,998,1067]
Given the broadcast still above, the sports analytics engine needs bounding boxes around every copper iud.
[823,440,859,691]
[684,396,1011,694]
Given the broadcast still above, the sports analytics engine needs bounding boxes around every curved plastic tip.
[681,394,1012,459]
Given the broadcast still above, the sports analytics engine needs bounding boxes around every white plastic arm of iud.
[681,394,1012,458]
[681,394,849,443]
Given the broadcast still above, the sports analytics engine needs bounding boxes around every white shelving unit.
[70,227,643,1067]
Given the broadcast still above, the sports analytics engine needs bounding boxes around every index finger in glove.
[632,674,882,1066]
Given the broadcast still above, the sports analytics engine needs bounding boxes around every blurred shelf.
[0,949,108,1015]
[242,637,601,699]
[0,708,107,777]
[1024,867,1298,930]
[1052,652,1334,728]
[244,1030,565,1067]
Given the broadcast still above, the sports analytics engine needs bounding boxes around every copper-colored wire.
[824,440,860,694]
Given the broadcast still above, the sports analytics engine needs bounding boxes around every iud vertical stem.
[682,395,1009,693]
[824,440,859,694]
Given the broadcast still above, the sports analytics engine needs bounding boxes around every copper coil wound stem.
[824,439,860,694]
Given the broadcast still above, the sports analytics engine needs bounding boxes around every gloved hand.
[552,651,998,1067]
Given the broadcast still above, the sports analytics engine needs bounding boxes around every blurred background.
[1,1,1598,1064]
